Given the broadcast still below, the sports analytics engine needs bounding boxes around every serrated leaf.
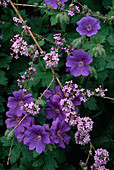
[98,69,108,81]
[10,143,21,164]
[50,16,58,26]
[41,71,53,87]
[0,53,12,68]
[0,70,8,86]
[83,97,97,110]
[33,154,45,167]
[106,60,114,69]
[93,58,106,72]
[43,155,58,170]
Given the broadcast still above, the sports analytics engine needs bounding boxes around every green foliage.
[0,0,114,169]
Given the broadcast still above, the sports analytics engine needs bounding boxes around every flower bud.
[92,44,105,57]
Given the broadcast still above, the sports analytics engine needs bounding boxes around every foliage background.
[0,0,114,169]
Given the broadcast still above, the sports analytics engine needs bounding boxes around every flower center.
[86,25,91,31]
[16,118,21,122]
[78,61,84,67]
[35,135,42,141]
[19,100,24,107]
[57,130,61,136]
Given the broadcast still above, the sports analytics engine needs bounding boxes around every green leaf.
[41,71,53,87]
[0,53,12,68]
[50,16,58,26]
[98,69,108,81]
[43,155,58,170]
[0,70,8,86]
[106,60,114,69]
[83,97,97,110]
[93,58,106,72]
[33,154,45,167]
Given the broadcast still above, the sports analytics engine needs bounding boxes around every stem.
[13,3,114,21]
[95,94,114,101]
[9,0,43,52]
[8,114,28,138]
[35,75,55,104]
[7,138,14,165]
[33,32,56,45]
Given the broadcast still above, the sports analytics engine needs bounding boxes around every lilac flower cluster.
[91,148,109,169]
[24,102,40,115]
[68,3,80,17]
[66,49,93,77]
[60,98,78,126]
[53,33,66,46]
[45,0,68,9]
[0,0,9,7]
[13,17,22,26]
[43,49,59,69]
[27,45,39,58]
[10,34,28,59]
[75,117,93,145]
[17,67,37,91]
[62,80,108,103]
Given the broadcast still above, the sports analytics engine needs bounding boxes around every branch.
[13,3,114,21]
[9,0,43,52]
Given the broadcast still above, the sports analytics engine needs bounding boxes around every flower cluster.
[27,45,39,58]
[10,34,28,59]
[43,49,59,68]
[91,148,109,169]
[13,17,22,26]
[24,102,40,115]
[53,33,66,46]
[17,67,37,91]
[0,0,9,7]
[68,3,80,17]
[66,49,93,77]
[45,0,68,9]
[60,98,78,126]
[75,116,93,145]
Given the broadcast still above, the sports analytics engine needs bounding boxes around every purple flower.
[45,85,65,99]
[76,16,101,37]
[24,125,50,153]
[66,49,93,77]
[45,0,68,9]
[5,111,35,142]
[45,95,66,120]
[7,89,34,117]
[50,118,71,148]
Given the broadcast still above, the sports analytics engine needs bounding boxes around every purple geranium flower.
[24,125,50,153]
[76,16,101,37]
[45,85,65,99]
[45,0,68,9]
[50,118,71,148]
[66,49,93,77]
[44,95,66,120]
[7,89,34,117]
[5,111,35,142]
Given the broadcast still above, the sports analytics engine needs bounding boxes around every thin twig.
[7,138,14,165]
[7,114,28,138]
[85,145,92,165]
[13,3,114,21]
[95,94,114,101]
[33,32,56,45]
[35,75,55,104]
[9,0,43,52]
